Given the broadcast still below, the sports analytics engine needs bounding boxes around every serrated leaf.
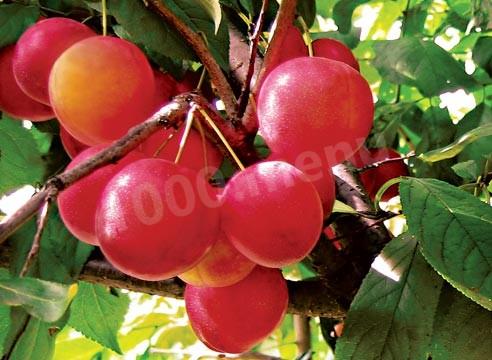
[9,318,56,360]
[0,277,77,322]
[451,160,479,181]
[197,0,222,34]
[332,0,370,34]
[0,117,45,194]
[335,234,443,360]
[0,4,39,48]
[68,283,130,354]
[419,123,492,162]
[9,206,93,284]
[400,178,492,310]
[165,0,230,70]
[428,283,492,360]
[107,0,194,61]
[373,38,477,97]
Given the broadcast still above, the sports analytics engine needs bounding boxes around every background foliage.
[0,0,491,359]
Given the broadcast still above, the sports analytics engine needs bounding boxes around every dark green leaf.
[452,160,480,181]
[165,0,230,70]
[9,207,93,284]
[297,0,316,28]
[446,0,472,17]
[335,234,443,360]
[0,117,45,194]
[0,277,77,322]
[9,318,56,360]
[333,0,370,34]
[473,37,492,78]
[107,0,195,62]
[400,177,492,310]
[373,38,478,97]
[68,283,130,354]
[404,0,432,35]
[197,0,222,34]
[428,283,492,360]
[0,4,39,48]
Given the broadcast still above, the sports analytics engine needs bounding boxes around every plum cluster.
[0,17,408,354]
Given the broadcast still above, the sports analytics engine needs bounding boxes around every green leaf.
[335,234,443,360]
[9,318,56,360]
[0,117,45,194]
[332,0,371,34]
[332,200,356,214]
[165,0,230,70]
[53,327,103,360]
[68,283,130,354]
[0,269,10,356]
[9,206,93,284]
[473,36,492,77]
[452,160,480,181]
[428,283,492,360]
[310,27,361,49]
[455,104,492,169]
[297,0,316,28]
[107,0,194,61]
[419,123,492,162]
[0,277,77,322]
[197,0,222,34]
[400,178,492,310]
[373,38,478,97]
[0,4,39,48]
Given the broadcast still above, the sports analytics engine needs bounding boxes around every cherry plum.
[312,38,359,71]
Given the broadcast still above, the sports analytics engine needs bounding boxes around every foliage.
[0,0,491,359]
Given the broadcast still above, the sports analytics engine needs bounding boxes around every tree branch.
[146,0,238,119]
[0,245,347,318]
[237,0,269,117]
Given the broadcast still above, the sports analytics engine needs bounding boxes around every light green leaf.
[428,283,492,360]
[9,318,56,360]
[0,269,10,356]
[9,206,93,284]
[197,0,222,34]
[373,38,478,97]
[0,277,77,322]
[0,4,39,48]
[0,117,45,194]
[419,123,492,163]
[332,0,370,34]
[332,200,356,214]
[68,283,130,354]
[335,234,444,360]
[53,328,103,360]
[400,178,492,310]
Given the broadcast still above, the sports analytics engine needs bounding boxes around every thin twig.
[237,0,269,117]
[19,200,51,277]
[146,0,238,119]
[354,152,415,173]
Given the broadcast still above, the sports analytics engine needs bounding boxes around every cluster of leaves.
[0,0,491,359]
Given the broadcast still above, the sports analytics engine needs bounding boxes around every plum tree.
[257,57,374,166]
[96,158,219,280]
[178,230,256,287]
[49,36,155,145]
[221,161,323,268]
[58,146,143,245]
[13,17,96,105]
[0,46,54,121]
[185,266,288,353]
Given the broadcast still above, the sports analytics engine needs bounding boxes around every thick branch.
[146,0,238,119]
[0,245,346,318]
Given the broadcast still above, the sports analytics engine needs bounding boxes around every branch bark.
[146,0,238,119]
[0,245,347,318]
